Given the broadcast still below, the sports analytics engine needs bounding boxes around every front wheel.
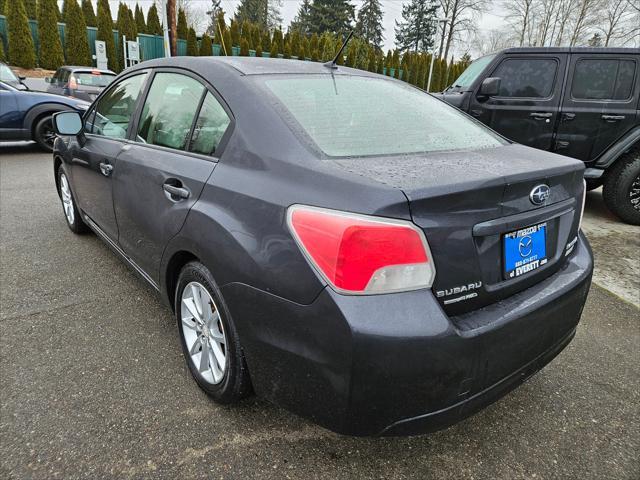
[602,149,640,225]
[175,261,252,403]
[57,167,89,234]
[33,115,56,152]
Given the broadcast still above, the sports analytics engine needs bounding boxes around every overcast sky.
[99,1,508,55]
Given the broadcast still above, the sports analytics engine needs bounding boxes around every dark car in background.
[0,62,27,90]
[45,66,116,102]
[439,47,640,225]
[0,80,89,151]
[52,57,592,436]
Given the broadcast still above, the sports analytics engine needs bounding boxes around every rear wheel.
[602,147,640,225]
[175,261,252,403]
[33,115,56,152]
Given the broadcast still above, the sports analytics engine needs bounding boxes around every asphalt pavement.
[1,143,639,479]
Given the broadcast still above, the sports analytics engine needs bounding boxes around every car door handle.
[601,114,625,122]
[99,162,113,177]
[530,112,553,119]
[561,112,575,121]
[470,109,483,117]
[163,183,190,200]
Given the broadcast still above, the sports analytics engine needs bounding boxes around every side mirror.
[479,77,501,97]
[53,111,86,147]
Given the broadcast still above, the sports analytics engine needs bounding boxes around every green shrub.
[24,0,37,19]
[134,4,146,34]
[6,0,36,68]
[146,4,162,36]
[177,8,188,39]
[240,38,249,56]
[64,0,92,66]
[38,0,65,70]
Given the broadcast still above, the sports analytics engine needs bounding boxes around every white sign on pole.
[95,40,108,70]
[127,41,140,62]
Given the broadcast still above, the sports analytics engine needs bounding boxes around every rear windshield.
[263,75,504,157]
[72,71,116,87]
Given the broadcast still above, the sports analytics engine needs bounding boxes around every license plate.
[503,223,548,279]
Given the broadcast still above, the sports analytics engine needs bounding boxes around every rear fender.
[595,127,640,170]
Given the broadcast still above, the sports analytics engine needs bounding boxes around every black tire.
[602,147,640,225]
[175,261,252,403]
[585,178,602,191]
[33,115,56,152]
[56,166,89,234]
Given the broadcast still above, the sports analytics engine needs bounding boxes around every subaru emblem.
[530,184,550,205]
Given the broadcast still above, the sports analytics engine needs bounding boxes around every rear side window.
[263,75,504,157]
[571,59,636,100]
[493,58,557,98]
[137,72,205,150]
[189,92,230,155]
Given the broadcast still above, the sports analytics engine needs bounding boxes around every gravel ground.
[1,143,639,479]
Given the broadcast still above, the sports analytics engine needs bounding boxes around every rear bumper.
[222,232,593,436]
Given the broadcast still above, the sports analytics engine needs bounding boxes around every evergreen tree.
[308,0,354,35]
[222,29,232,55]
[235,0,281,30]
[199,32,212,55]
[0,0,5,17]
[255,43,262,57]
[115,3,137,69]
[61,0,71,22]
[38,0,65,69]
[355,0,383,49]
[177,8,188,39]
[81,0,96,27]
[240,37,249,56]
[186,27,197,55]
[289,0,312,34]
[261,30,271,52]
[366,47,376,72]
[6,0,37,68]
[64,0,91,66]
[230,20,240,46]
[394,0,438,53]
[24,0,37,19]
[146,4,162,35]
[96,0,117,71]
[0,39,5,62]
[134,4,146,34]
[283,40,291,59]
[213,10,226,45]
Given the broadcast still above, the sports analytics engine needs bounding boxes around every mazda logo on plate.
[518,236,533,257]
[530,184,550,205]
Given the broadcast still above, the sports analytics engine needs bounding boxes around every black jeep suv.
[440,47,640,225]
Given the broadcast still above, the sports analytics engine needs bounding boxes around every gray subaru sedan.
[51,57,593,436]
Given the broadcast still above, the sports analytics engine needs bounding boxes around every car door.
[555,53,640,163]
[113,70,232,283]
[68,72,149,241]
[468,54,567,151]
[0,83,20,138]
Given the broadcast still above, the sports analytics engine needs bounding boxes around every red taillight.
[288,205,436,294]
[68,75,78,89]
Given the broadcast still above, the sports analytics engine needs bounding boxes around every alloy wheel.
[59,173,75,225]
[180,282,227,384]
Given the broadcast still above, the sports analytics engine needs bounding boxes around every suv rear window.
[571,59,636,100]
[263,75,504,157]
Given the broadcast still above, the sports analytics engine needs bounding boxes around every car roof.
[501,47,639,55]
[132,56,374,77]
[60,66,116,74]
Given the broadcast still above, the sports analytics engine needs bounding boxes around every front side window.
[571,59,637,100]
[137,72,205,150]
[189,92,231,155]
[263,75,504,158]
[493,58,557,98]
[91,73,147,139]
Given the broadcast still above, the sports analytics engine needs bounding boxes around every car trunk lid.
[329,144,585,315]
